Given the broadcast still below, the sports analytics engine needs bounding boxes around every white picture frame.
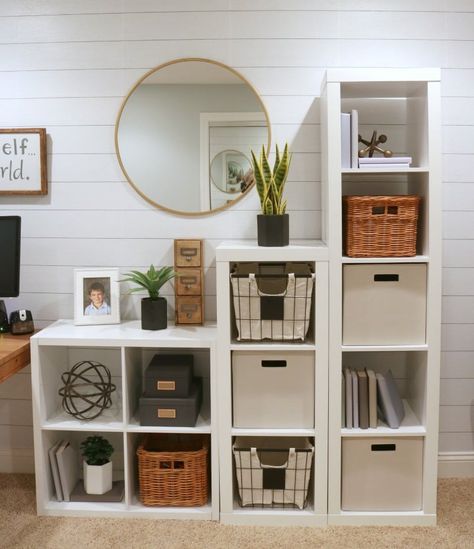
[74,268,120,326]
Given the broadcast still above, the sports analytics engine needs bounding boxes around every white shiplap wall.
[0,0,473,474]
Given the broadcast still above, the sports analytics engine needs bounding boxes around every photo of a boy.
[84,279,111,316]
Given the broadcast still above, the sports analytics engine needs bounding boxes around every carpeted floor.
[1,475,474,549]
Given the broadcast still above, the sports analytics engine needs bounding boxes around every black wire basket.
[233,437,314,509]
[230,262,315,341]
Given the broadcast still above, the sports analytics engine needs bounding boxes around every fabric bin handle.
[250,447,296,468]
[371,444,396,452]
[261,360,287,368]
[374,274,399,282]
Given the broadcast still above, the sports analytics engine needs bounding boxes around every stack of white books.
[358,156,412,169]
[49,439,79,502]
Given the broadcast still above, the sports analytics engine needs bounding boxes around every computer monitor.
[0,216,21,332]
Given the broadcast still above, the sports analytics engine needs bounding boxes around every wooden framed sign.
[0,128,47,195]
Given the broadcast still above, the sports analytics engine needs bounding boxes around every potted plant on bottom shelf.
[121,265,176,330]
[80,435,114,495]
[251,142,292,247]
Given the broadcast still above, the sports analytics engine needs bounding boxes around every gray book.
[376,369,405,429]
[357,369,369,429]
[366,369,378,429]
[341,372,346,428]
[344,368,353,428]
[49,440,64,502]
[56,441,79,502]
[351,369,359,428]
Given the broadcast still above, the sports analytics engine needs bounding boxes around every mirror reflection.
[115,59,270,215]
[210,150,254,195]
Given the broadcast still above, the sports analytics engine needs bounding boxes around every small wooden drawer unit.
[144,354,193,398]
[176,269,202,296]
[174,239,204,325]
[176,296,203,324]
[175,240,202,267]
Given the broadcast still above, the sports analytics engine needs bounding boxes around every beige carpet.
[1,475,474,549]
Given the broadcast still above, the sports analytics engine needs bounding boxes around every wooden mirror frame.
[114,58,271,217]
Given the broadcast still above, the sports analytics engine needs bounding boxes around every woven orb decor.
[59,360,116,421]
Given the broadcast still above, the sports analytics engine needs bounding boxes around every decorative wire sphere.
[59,360,116,421]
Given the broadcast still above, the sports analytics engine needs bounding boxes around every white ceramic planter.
[83,460,113,495]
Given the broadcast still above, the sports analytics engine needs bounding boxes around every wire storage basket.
[233,437,314,509]
[343,195,421,257]
[230,262,315,341]
[137,434,208,507]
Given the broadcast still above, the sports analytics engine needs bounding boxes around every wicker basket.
[137,434,208,507]
[343,195,420,257]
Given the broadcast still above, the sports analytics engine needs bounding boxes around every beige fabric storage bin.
[343,264,427,345]
[341,436,423,511]
[232,351,314,429]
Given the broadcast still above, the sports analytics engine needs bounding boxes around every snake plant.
[120,265,176,300]
[251,143,292,215]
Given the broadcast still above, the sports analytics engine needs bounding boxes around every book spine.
[351,370,359,428]
[357,370,369,429]
[359,156,412,164]
[366,369,378,429]
[341,113,351,169]
[344,368,353,429]
[351,109,358,168]
[358,163,411,169]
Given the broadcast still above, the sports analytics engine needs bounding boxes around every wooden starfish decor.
[358,131,393,158]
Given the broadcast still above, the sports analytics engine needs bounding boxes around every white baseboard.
[1,449,474,477]
[0,449,35,473]
[437,452,474,478]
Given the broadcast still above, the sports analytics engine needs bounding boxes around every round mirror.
[210,150,254,195]
[115,58,270,215]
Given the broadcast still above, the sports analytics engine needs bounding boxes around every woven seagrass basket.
[137,434,208,506]
[343,195,420,257]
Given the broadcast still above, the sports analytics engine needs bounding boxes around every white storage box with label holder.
[343,264,427,345]
[341,437,423,511]
[232,351,314,429]
[233,437,314,509]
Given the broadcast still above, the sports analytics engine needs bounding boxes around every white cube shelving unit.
[30,320,219,520]
[320,69,442,526]
[29,67,441,528]
[216,241,329,526]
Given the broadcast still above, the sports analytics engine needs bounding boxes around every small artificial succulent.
[120,265,176,300]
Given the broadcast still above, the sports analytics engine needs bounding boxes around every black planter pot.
[257,214,289,247]
[141,297,167,330]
